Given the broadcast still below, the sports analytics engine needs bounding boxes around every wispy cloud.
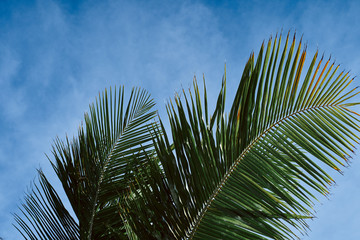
[0,1,228,238]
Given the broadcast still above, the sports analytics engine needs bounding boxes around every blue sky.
[1,0,360,239]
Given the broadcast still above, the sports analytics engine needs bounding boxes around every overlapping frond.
[123,33,360,239]
[15,87,158,239]
[14,170,80,240]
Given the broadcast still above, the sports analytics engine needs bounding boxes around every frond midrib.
[87,110,149,239]
[87,127,124,239]
[186,103,342,240]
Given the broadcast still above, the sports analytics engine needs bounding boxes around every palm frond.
[15,87,158,239]
[123,33,360,239]
[14,170,80,240]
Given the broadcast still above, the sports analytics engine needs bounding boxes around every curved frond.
[123,33,360,239]
[14,170,79,240]
[15,87,158,239]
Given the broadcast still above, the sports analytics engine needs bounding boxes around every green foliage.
[15,87,158,239]
[14,33,360,239]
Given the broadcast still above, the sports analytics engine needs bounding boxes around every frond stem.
[87,141,117,240]
[87,114,138,240]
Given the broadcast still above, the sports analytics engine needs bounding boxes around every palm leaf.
[123,33,360,239]
[15,87,158,239]
[14,170,79,240]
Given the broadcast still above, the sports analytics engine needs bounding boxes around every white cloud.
[0,47,26,121]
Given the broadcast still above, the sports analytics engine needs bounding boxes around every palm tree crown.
[14,33,360,240]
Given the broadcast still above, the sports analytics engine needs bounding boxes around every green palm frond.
[15,87,158,239]
[123,33,360,239]
[14,170,79,240]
